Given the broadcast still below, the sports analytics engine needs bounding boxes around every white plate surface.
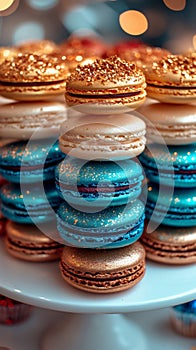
[0,240,195,313]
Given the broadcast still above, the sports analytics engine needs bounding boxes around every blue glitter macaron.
[55,156,144,208]
[57,199,145,248]
[139,143,196,188]
[0,139,65,183]
[170,300,196,337]
[145,182,196,227]
[0,182,61,224]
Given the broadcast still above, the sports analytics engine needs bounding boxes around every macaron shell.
[139,143,196,187]
[59,242,146,293]
[137,101,196,145]
[0,101,67,139]
[0,140,65,183]
[55,157,143,207]
[1,183,60,224]
[57,200,145,248]
[141,224,196,264]
[146,183,196,227]
[59,113,146,160]
[5,221,63,262]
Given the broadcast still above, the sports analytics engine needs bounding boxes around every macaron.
[119,46,170,70]
[0,182,61,224]
[139,143,196,188]
[4,220,63,262]
[145,182,196,227]
[0,101,67,140]
[65,56,146,114]
[140,222,196,264]
[0,46,18,64]
[170,300,196,337]
[0,53,69,101]
[145,54,196,104]
[137,100,196,145]
[59,113,146,160]
[0,139,65,183]
[16,39,58,55]
[59,241,146,293]
[57,200,145,249]
[55,156,144,208]
[59,35,107,57]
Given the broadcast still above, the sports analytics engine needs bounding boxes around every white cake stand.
[0,239,195,350]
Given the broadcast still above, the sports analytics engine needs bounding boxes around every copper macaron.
[59,242,146,293]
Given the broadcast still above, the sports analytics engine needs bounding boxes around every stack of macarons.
[0,47,69,262]
[138,54,196,265]
[55,56,148,293]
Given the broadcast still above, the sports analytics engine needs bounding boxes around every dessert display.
[56,54,148,293]
[138,52,196,264]
[0,27,195,348]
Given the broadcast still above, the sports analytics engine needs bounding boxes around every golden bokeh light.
[0,0,15,11]
[163,0,186,11]
[119,10,148,36]
[193,35,196,50]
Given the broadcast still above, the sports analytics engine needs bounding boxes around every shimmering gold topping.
[16,40,58,54]
[120,46,170,68]
[67,56,145,85]
[0,53,69,82]
[151,54,196,81]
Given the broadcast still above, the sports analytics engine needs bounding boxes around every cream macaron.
[65,56,146,114]
[0,101,67,140]
[59,113,146,160]
[145,54,196,104]
[137,100,196,145]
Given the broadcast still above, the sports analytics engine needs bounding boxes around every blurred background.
[0,0,195,53]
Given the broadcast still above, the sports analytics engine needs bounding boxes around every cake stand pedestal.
[0,240,195,350]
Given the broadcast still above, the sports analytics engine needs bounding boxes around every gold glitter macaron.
[118,46,170,70]
[65,56,147,114]
[16,39,58,55]
[141,223,196,265]
[0,53,69,101]
[145,54,196,104]
[59,241,146,293]
[0,46,18,64]
[5,221,64,262]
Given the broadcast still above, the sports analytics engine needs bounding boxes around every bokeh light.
[119,10,148,36]
[63,6,98,32]
[163,0,186,11]
[0,0,19,16]
[13,21,44,44]
[27,0,59,11]
[0,0,14,11]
